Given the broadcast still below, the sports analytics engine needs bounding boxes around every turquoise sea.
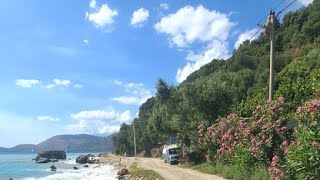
[0,153,117,180]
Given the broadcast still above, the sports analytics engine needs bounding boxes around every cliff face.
[0,134,114,153]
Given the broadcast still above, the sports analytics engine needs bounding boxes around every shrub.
[285,98,320,179]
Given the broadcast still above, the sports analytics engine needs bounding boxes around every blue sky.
[0,0,312,147]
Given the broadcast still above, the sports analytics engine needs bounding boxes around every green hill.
[0,134,114,153]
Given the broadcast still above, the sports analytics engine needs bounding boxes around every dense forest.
[112,0,320,179]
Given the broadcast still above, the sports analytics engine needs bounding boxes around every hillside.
[112,0,320,178]
[0,134,114,153]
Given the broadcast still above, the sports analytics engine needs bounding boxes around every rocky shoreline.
[98,154,148,180]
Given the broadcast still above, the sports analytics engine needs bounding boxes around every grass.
[182,162,269,180]
[129,162,164,180]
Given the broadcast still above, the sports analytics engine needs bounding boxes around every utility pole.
[269,11,275,101]
[133,120,137,160]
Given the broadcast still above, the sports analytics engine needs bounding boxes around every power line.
[276,0,298,16]
[273,0,289,11]
[248,27,263,41]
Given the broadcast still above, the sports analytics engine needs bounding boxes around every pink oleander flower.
[297,106,303,113]
[239,120,245,127]
[282,140,288,146]
[256,141,261,148]
[265,139,272,144]
[312,141,318,147]
[250,147,257,153]
[280,126,286,131]
[272,155,278,163]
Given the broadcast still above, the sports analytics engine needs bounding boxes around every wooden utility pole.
[133,120,137,160]
[268,11,276,101]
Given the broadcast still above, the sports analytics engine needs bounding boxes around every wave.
[22,164,117,180]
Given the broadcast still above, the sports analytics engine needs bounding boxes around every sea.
[0,153,117,180]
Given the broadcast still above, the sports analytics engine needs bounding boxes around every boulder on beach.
[76,155,88,164]
[36,157,51,163]
[117,168,129,176]
[76,154,97,164]
[35,151,66,163]
[87,156,98,164]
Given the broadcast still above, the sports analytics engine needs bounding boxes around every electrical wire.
[276,0,298,16]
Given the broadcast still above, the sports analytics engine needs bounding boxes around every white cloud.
[89,0,97,9]
[131,8,149,27]
[37,116,59,122]
[66,120,120,135]
[85,2,118,28]
[15,79,41,88]
[53,79,71,86]
[114,80,123,85]
[125,82,144,89]
[71,109,132,123]
[112,82,153,105]
[176,40,230,83]
[298,0,313,6]
[160,3,169,10]
[117,110,132,123]
[234,28,259,49]
[98,125,120,134]
[74,84,83,89]
[112,96,149,106]
[83,39,89,44]
[45,79,71,89]
[154,5,234,47]
[68,109,132,135]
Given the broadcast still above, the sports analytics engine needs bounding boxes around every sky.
[0,0,313,147]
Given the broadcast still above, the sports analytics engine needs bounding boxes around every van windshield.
[168,149,178,154]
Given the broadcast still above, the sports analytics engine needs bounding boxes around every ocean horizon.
[0,152,117,180]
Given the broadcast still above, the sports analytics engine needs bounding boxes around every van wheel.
[169,161,173,165]
[164,159,167,163]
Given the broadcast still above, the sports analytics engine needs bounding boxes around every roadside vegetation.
[113,0,320,179]
[129,162,164,180]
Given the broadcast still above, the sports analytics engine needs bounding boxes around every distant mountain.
[0,134,114,153]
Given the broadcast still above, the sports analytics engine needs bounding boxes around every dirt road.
[134,157,225,180]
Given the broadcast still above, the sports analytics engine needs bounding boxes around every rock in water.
[36,157,51,163]
[50,165,57,171]
[117,168,129,176]
[35,151,66,162]
[76,155,88,164]
[73,166,78,170]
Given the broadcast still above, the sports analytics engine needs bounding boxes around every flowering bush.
[198,97,294,179]
[285,99,320,179]
[196,95,320,179]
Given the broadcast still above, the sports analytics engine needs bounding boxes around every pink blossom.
[265,139,272,144]
[312,141,318,147]
[297,106,303,113]
[272,155,278,162]
[281,140,288,147]
[239,120,245,127]
[256,141,261,148]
